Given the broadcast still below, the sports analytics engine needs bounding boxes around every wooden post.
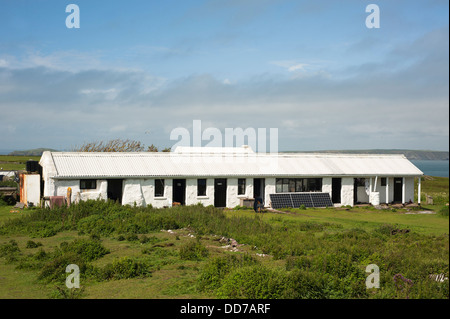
[66,187,72,207]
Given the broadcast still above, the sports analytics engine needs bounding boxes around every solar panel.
[291,193,314,208]
[269,192,333,209]
[269,193,293,209]
[310,193,333,208]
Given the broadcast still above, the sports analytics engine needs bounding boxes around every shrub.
[198,254,259,291]
[38,252,86,283]
[125,233,139,242]
[60,238,110,262]
[26,240,43,248]
[282,269,329,299]
[0,240,21,263]
[50,286,86,299]
[179,239,209,261]
[217,265,290,299]
[438,205,449,217]
[100,257,152,280]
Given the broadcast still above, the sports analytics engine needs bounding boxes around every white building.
[39,146,424,208]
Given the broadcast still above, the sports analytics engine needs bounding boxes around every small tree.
[72,139,170,153]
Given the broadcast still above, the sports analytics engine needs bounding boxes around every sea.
[411,160,449,178]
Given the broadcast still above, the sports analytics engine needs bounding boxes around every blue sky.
[0,0,448,152]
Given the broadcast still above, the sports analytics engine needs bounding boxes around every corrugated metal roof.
[40,149,423,179]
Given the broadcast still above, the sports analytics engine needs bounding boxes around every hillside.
[282,149,449,160]
[8,148,58,156]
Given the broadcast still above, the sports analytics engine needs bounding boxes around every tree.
[72,139,170,152]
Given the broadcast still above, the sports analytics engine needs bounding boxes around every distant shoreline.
[281,149,449,161]
[1,148,449,161]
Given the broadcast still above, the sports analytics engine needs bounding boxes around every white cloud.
[287,63,307,72]
[0,26,448,151]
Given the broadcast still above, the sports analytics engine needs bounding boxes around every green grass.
[0,206,34,225]
[245,206,449,236]
[0,179,448,299]
[416,175,449,206]
[0,155,41,171]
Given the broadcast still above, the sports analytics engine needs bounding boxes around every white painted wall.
[404,177,415,203]
[227,178,239,208]
[322,177,332,198]
[122,179,144,206]
[45,175,417,208]
[265,177,276,207]
[341,177,354,206]
[148,179,172,208]
[185,178,214,206]
[22,174,41,207]
[54,179,107,202]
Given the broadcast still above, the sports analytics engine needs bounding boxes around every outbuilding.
[39,146,424,208]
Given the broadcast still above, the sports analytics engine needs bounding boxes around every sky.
[0,0,448,152]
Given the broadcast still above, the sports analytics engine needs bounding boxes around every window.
[355,178,366,187]
[275,178,322,193]
[155,179,165,197]
[276,178,282,193]
[381,178,387,186]
[197,179,206,196]
[80,179,96,190]
[238,179,246,195]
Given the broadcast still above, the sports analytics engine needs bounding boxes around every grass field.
[0,175,447,299]
[0,198,448,299]
[0,155,41,171]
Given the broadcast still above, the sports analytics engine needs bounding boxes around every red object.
[49,196,66,209]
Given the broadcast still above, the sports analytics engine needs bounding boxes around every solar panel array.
[269,192,333,209]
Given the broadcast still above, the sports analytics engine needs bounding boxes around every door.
[173,179,186,205]
[332,178,341,204]
[253,178,265,204]
[214,179,227,207]
[393,178,403,203]
[107,179,123,203]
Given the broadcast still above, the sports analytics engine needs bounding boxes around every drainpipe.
[418,177,421,205]
[386,177,389,204]
[402,177,406,204]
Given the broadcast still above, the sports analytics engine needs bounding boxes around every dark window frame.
[155,179,165,197]
[275,178,322,193]
[355,178,366,187]
[238,178,246,195]
[381,178,387,187]
[80,179,97,190]
[197,179,207,197]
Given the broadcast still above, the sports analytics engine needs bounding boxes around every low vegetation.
[0,195,448,299]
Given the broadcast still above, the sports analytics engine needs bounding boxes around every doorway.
[393,177,403,203]
[107,179,123,204]
[253,178,265,202]
[214,179,227,207]
[332,178,341,204]
[173,179,186,205]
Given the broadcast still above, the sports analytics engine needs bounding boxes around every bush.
[438,205,449,217]
[38,252,86,283]
[100,257,152,280]
[26,240,43,248]
[0,240,21,263]
[283,269,329,299]
[179,239,209,261]
[217,265,290,299]
[59,238,110,262]
[198,254,259,291]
